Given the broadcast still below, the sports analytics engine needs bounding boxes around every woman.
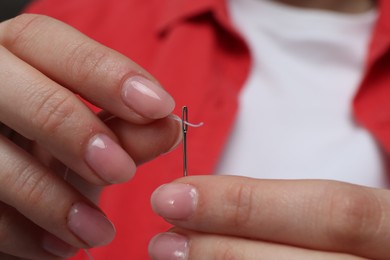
[0,0,389,259]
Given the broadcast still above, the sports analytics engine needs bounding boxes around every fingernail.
[149,232,189,260]
[151,183,198,220]
[68,202,116,247]
[162,115,183,155]
[85,134,136,184]
[122,76,175,119]
[42,233,79,258]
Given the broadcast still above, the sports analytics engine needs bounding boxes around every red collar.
[157,0,390,65]
[156,0,231,34]
[157,0,390,27]
[157,0,390,30]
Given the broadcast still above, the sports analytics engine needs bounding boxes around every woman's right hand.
[0,14,181,259]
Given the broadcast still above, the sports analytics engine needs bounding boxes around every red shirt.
[25,0,390,259]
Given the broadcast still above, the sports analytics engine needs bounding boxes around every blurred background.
[0,0,31,22]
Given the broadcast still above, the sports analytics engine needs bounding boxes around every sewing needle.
[182,106,188,176]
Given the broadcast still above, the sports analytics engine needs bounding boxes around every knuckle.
[64,41,112,85]
[224,182,255,229]
[29,87,76,135]
[0,157,53,217]
[325,185,383,247]
[1,14,50,48]
[13,163,53,207]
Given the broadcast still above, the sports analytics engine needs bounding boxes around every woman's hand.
[150,176,390,259]
[0,14,180,259]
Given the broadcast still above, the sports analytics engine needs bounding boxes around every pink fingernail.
[85,134,136,184]
[122,76,175,119]
[151,183,198,220]
[162,115,183,155]
[68,202,116,247]
[149,233,189,260]
[42,233,79,258]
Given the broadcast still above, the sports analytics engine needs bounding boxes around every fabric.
[217,0,387,187]
[24,0,390,259]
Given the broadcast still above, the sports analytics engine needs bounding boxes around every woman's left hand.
[149,175,390,259]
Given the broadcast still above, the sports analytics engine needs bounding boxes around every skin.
[0,0,380,259]
[150,177,390,259]
[0,14,181,259]
[148,0,386,259]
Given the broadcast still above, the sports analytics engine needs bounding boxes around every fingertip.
[149,232,189,260]
[121,75,175,119]
[85,133,136,184]
[67,202,116,248]
[151,183,198,220]
[162,115,183,155]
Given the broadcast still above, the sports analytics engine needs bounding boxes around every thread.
[63,166,70,181]
[83,249,94,260]
[168,114,204,128]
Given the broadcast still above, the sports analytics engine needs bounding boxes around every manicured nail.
[42,233,79,258]
[85,134,136,184]
[68,202,116,247]
[122,76,175,119]
[162,115,183,155]
[151,183,198,220]
[149,233,189,260]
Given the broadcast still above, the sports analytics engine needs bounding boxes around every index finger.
[0,14,174,122]
[151,176,390,260]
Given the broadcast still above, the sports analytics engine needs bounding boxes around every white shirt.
[216,0,388,188]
